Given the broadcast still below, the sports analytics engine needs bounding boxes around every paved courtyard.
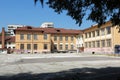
[0,53,120,80]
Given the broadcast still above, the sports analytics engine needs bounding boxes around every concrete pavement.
[0,53,120,80]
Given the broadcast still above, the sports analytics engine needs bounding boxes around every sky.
[0,0,96,32]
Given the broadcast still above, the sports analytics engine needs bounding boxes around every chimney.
[2,27,5,48]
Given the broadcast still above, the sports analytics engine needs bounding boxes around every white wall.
[76,34,83,47]
[6,42,15,49]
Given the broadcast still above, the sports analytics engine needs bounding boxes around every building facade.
[15,26,82,53]
[0,28,15,54]
[83,21,120,54]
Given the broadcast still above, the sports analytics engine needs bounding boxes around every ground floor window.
[44,44,48,49]
[101,40,105,47]
[85,42,87,48]
[20,44,24,49]
[96,41,100,47]
[92,41,95,48]
[65,44,68,50]
[106,39,111,47]
[54,44,57,50]
[34,44,37,50]
[59,44,63,50]
[71,44,74,50]
[27,44,31,50]
[89,42,91,48]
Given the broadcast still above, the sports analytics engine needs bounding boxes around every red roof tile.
[0,36,15,43]
[15,26,83,34]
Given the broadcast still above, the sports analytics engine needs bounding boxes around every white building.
[41,22,54,28]
[76,33,84,52]
[7,24,25,36]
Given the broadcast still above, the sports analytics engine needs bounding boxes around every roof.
[14,26,83,34]
[83,21,112,33]
[0,36,15,43]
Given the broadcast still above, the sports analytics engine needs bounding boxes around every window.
[71,36,74,41]
[101,40,105,47]
[85,33,87,38]
[34,44,37,50]
[92,41,95,48]
[34,34,38,40]
[106,26,111,34]
[96,30,100,36]
[65,36,68,41]
[89,32,91,38]
[65,44,68,50]
[59,35,63,41]
[54,44,57,50]
[20,34,24,40]
[71,44,74,50]
[59,44,63,50]
[54,35,57,41]
[20,44,24,49]
[89,42,91,48]
[101,28,105,36]
[92,31,95,37]
[106,39,111,47]
[27,34,31,40]
[96,41,100,47]
[27,44,31,50]
[9,42,11,44]
[85,42,88,48]
[44,44,48,49]
[44,34,47,40]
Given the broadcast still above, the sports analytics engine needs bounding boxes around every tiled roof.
[0,36,15,43]
[15,26,83,34]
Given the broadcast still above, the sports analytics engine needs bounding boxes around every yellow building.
[14,26,82,53]
[83,21,120,54]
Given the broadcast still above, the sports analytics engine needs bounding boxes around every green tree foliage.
[34,0,120,26]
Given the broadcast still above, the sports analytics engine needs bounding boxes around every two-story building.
[14,26,83,53]
[83,21,120,54]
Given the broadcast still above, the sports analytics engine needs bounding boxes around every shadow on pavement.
[0,67,120,80]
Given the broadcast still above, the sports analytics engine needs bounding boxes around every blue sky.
[0,0,96,31]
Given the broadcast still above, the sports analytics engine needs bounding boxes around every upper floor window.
[34,34,38,40]
[106,26,111,34]
[85,33,87,38]
[20,34,24,40]
[96,30,100,36]
[65,36,68,41]
[27,34,31,40]
[92,31,95,37]
[101,28,105,36]
[44,34,47,40]
[89,32,91,38]
[54,35,57,41]
[59,35,63,41]
[71,36,74,41]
